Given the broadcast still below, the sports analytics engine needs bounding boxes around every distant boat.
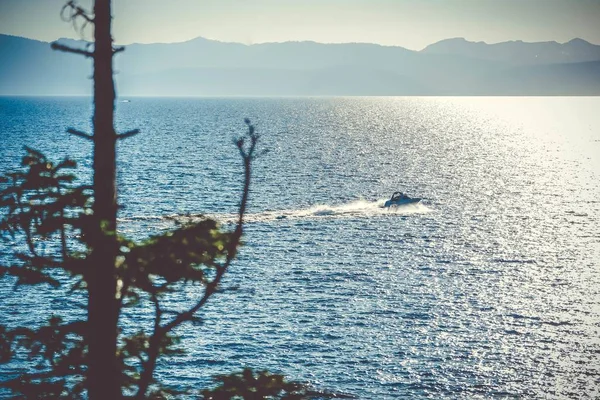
[121,99,131,103]
[383,192,421,208]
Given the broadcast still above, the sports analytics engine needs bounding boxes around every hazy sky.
[1,0,599,50]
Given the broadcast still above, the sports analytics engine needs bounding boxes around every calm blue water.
[1,97,599,398]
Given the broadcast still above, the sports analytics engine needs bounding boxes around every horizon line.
[2,32,599,51]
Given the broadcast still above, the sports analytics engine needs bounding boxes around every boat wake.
[119,199,431,226]
[244,199,430,223]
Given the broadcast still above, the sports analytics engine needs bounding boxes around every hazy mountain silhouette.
[0,35,92,95]
[1,34,599,95]
[422,37,600,65]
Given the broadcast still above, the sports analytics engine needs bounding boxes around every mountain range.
[1,34,599,96]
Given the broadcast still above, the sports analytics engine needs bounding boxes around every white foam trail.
[244,199,431,223]
[119,200,431,226]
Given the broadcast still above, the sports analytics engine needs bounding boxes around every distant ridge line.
[1,33,598,49]
[1,33,599,96]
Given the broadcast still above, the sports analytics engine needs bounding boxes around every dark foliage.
[0,124,264,399]
[201,369,353,400]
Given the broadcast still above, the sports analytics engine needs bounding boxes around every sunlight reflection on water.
[1,97,599,399]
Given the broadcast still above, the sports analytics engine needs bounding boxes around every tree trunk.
[87,0,121,398]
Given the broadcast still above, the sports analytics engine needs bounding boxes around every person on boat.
[391,192,404,201]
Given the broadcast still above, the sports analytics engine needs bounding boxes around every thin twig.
[67,128,94,141]
[117,129,140,140]
[134,122,259,399]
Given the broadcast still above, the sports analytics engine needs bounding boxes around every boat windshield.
[391,192,403,201]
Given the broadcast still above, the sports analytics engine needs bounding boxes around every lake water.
[1,97,599,398]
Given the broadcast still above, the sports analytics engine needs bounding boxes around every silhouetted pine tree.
[0,1,350,399]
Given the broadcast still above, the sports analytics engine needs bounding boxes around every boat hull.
[384,198,421,207]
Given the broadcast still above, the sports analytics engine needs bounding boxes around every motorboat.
[384,192,421,207]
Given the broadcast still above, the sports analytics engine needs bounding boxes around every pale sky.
[0,0,599,50]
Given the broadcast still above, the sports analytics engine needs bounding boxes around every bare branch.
[60,0,94,39]
[51,42,94,58]
[117,129,140,141]
[67,128,93,141]
[134,120,258,399]
[159,121,259,331]
[113,46,126,55]
[74,6,94,24]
